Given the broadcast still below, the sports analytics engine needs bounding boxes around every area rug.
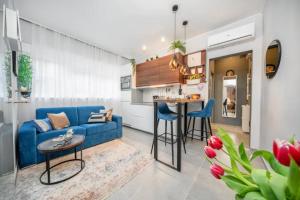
[16,140,153,200]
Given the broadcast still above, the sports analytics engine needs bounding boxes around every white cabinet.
[121,102,154,133]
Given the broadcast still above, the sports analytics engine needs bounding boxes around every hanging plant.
[169,40,186,54]
[18,54,32,98]
[3,52,12,98]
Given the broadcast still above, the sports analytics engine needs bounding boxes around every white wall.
[260,0,300,150]
[139,14,264,149]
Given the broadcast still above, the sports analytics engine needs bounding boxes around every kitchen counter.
[131,102,153,106]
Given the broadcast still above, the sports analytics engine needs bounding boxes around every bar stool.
[186,99,215,145]
[151,102,186,165]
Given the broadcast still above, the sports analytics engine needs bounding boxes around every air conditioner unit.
[207,23,255,48]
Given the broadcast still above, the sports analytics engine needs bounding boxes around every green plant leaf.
[169,40,186,53]
[251,169,278,200]
[250,150,289,176]
[217,128,252,172]
[222,175,258,197]
[269,171,287,200]
[243,192,267,200]
[239,143,251,166]
[18,54,32,90]
[287,160,300,200]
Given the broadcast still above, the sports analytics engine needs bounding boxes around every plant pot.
[20,91,31,98]
[174,48,185,55]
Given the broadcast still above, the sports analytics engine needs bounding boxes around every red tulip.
[210,163,224,179]
[273,139,291,166]
[277,144,291,166]
[289,142,300,165]
[273,139,280,158]
[208,136,223,150]
[204,146,216,158]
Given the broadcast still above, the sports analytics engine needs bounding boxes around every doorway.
[209,51,252,147]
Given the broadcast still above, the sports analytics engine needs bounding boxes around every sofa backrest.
[36,107,79,126]
[77,106,105,125]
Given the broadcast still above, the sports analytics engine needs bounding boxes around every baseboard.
[122,125,152,135]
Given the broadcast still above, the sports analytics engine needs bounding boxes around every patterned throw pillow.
[32,118,53,133]
[47,112,70,130]
[88,112,106,123]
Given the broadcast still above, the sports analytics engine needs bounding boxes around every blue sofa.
[18,106,122,168]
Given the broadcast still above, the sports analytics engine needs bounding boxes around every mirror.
[266,40,281,79]
[222,75,237,118]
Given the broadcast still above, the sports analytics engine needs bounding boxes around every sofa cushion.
[77,106,105,125]
[37,126,86,144]
[32,118,53,133]
[48,112,70,130]
[36,107,78,126]
[80,122,117,136]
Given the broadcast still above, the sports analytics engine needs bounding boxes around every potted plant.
[169,40,186,54]
[3,52,12,99]
[204,128,300,200]
[18,54,32,98]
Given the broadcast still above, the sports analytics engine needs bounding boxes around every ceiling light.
[161,37,166,42]
[142,45,147,51]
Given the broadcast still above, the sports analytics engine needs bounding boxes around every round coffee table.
[37,134,85,185]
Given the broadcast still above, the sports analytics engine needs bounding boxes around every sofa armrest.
[112,115,122,137]
[18,121,37,168]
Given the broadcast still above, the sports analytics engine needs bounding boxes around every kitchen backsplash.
[142,83,207,102]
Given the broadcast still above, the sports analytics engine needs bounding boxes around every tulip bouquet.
[204,128,300,200]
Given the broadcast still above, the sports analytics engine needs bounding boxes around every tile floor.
[108,126,261,200]
[0,126,262,200]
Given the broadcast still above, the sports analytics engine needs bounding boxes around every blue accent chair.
[187,99,215,144]
[151,102,186,165]
[18,106,122,168]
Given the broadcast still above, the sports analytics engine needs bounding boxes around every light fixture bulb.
[161,37,166,42]
[142,45,147,51]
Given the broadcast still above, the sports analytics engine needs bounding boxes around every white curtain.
[18,24,123,122]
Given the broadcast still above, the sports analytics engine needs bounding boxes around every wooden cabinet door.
[136,53,183,87]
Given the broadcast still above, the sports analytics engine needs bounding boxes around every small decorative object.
[204,128,300,200]
[18,54,32,98]
[65,128,74,140]
[150,57,154,61]
[146,59,149,62]
[266,40,281,79]
[191,94,200,100]
[156,55,159,59]
[225,69,235,76]
[52,128,73,146]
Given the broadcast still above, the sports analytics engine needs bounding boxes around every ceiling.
[13,0,266,59]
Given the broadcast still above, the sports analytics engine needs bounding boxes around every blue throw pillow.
[32,118,53,133]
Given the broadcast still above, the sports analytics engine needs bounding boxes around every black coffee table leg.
[46,153,50,184]
[74,147,77,159]
[80,148,83,169]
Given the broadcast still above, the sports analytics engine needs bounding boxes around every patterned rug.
[16,140,153,200]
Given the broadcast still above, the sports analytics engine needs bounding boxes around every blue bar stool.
[186,99,215,145]
[151,102,186,165]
